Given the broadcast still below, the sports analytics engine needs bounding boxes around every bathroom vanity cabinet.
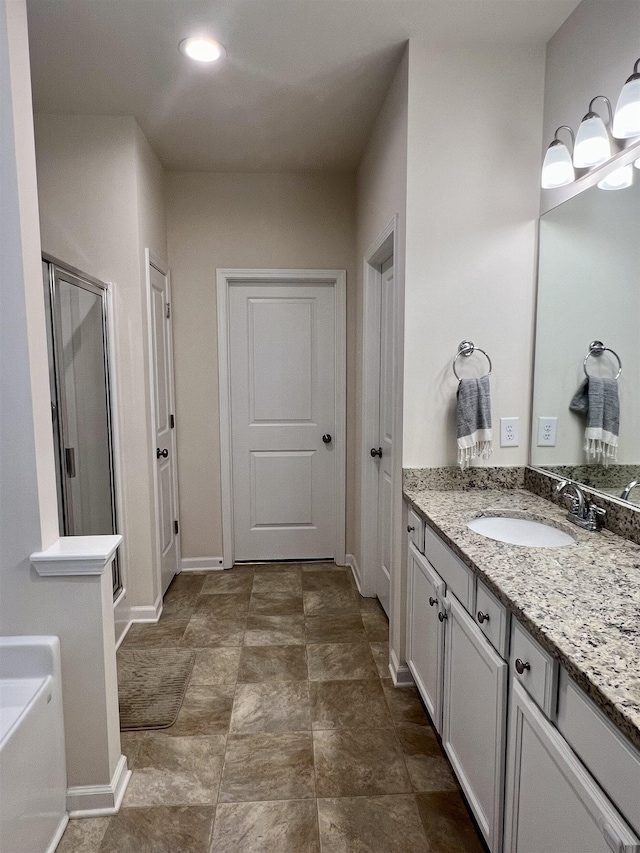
[405,513,640,853]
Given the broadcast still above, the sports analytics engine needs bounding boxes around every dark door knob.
[370,447,382,458]
[322,434,332,444]
[157,447,169,459]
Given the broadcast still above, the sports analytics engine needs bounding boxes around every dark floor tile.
[415,791,486,853]
[252,571,302,593]
[250,562,302,573]
[358,596,387,616]
[100,806,214,853]
[244,614,305,646]
[249,591,304,616]
[301,562,344,572]
[120,731,145,770]
[193,593,251,619]
[307,642,377,681]
[238,645,308,682]
[369,642,391,680]
[168,684,234,736]
[180,616,246,648]
[317,795,430,853]
[361,610,389,641]
[162,596,198,620]
[190,648,241,685]
[383,683,430,726]
[395,722,458,791]
[230,681,311,733]
[305,614,366,644]
[301,571,352,592]
[120,619,189,649]
[310,679,392,730]
[123,733,226,806]
[219,732,315,802]
[211,800,320,852]
[314,728,411,797]
[303,588,360,616]
[200,571,254,595]
[57,818,110,853]
[165,573,206,598]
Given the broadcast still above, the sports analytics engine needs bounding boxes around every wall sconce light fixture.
[612,58,640,139]
[541,126,575,188]
[573,96,613,168]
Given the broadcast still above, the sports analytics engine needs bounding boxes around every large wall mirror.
[530,159,640,507]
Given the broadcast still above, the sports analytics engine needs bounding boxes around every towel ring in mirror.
[452,340,492,382]
[583,340,622,381]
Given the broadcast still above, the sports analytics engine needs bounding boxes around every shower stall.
[43,258,121,597]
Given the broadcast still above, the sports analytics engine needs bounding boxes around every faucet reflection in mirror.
[531,166,640,507]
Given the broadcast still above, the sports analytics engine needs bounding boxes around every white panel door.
[442,594,507,852]
[504,679,640,853]
[149,262,179,594]
[374,256,394,614]
[407,544,445,733]
[229,283,336,561]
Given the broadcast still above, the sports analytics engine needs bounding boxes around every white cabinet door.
[504,679,640,853]
[407,542,445,734]
[442,594,507,853]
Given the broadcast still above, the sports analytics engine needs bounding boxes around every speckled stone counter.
[403,477,640,753]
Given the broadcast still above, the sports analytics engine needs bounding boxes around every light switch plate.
[500,417,520,447]
[537,416,558,446]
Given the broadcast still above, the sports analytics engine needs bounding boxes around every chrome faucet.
[620,480,639,501]
[555,479,606,532]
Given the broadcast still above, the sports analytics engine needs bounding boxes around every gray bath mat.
[117,649,195,731]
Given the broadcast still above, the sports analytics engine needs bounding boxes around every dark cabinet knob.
[370,447,382,458]
[156,447,169,459]
[438,611,447,622]
[322,434,332,444]
[429,597,438,607]
[407,525,415,533]
[477,611,490,624]
[515,658,530,675]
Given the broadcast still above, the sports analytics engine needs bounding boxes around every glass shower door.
[44,261,120,595]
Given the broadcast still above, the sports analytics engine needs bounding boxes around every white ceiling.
[26,0,580,171]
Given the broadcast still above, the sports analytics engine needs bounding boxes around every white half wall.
[165,171,357,562]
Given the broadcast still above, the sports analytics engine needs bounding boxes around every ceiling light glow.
[179,37,225,63]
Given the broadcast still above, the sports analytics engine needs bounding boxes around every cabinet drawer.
[475,579,509,659]
[424,526,474,611]
[510,619,558,717]
[556,670,640,836]
[407,508,425,553]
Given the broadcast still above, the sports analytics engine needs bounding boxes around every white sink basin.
[467,516,575,548]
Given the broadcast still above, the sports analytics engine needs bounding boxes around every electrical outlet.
[537,416,558,447]
[500,417,520,447]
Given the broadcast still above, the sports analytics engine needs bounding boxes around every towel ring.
[583,340,622,381]
[452,340,492,381]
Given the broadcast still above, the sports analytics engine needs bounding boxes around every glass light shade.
[573,115,611,168]
[179,37,225,62]
[541,140,574,188]
[612,74,640,138]
[597,164,634,191]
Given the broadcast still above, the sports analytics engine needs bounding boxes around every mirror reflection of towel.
[569,377,619,463]
[457,376,492,470]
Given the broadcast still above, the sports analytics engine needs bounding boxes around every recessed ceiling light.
[179,37,226,63]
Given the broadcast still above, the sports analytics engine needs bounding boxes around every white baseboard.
[114,620,132,650]
[389,646,414,687]
[129,595,163,623]
[346,552,366,595]
[45,814,69,853]
[67,754,131,817]
[180,556,224,571]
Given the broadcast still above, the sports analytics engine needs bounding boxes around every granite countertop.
[403,481,640,752]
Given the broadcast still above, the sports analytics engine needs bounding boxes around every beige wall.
[402,39,546,468]
[165,171,357,561]
[34,114,167,611]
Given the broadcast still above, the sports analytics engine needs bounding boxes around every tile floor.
[57,563,486,852]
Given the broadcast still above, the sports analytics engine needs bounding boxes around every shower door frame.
[43,255,122,597]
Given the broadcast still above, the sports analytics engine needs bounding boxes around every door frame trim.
[216,268,347,569]
[360,217,399,598]
[145,249,181,596]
